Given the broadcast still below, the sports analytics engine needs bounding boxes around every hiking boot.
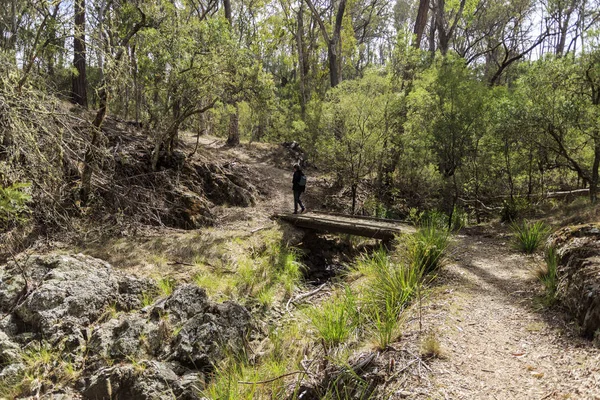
[301,207,306,213]
[293,211,298,214]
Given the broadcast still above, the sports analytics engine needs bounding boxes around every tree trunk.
[223,0,232,24]
[351,184,357,214]
[428,12,436,56]
[413,0,430,48]
[328,46,340,88]
[71,0,88,108]
[297,4,308,117]
[226,104,240,146]
[590,138,600,204]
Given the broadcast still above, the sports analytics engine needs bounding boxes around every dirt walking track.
[411,233,600,400]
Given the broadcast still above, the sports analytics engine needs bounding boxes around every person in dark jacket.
[292,164,306,214]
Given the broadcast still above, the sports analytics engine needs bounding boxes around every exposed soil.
[397,229,600,399]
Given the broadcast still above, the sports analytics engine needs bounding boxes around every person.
[292,164,306,214]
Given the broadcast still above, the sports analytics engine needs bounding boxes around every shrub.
[511,220,551,254]
[501,198,529,222]
[0,182,31,230]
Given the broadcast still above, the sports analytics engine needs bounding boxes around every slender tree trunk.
[226,104,240,146]
[328,46,340,88]
[223,0,232,24]
[80,8,147,203]
[413,0,429,48]
[428,12,436,56]
[351,184,357,214]
[527,145,534,200]
[590,138,600,203]
[297,4,308,117]
[71,0,88,107]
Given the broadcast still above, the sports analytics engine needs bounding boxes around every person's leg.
[298,192,305,212]
[293,190,300,213]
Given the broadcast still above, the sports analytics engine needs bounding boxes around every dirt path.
[410,233,600,400]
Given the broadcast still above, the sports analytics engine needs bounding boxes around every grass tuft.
[405,224,450,275]
[306,287,360,347]
[157,277,176,297]
[511,220,551,254]
[420,331,442,359]
[534,246,559,305]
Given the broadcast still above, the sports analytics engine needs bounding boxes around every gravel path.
[413,233,600,399]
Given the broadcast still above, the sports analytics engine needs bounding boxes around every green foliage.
[315,70,392,211]
[306,287,360,347]
[501,198,530,223]
[511,220,551,254]
[537,247,559,303]
[0,182,31,230]
[405,224,450,274]
[157,277,176,297]
[406,55,486,180]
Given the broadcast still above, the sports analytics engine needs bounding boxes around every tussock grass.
[306,287,360,347]
[511,220,551,254]
[351,249,421,349]
[405,224,450,275]
[157,277,176,297]
[534,247,559,304]
[420,331,442,359]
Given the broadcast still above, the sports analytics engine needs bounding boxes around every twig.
[286,283,327,311]
[250,226,269,234]
[167,260,195,267]
[238,370,305,385]
[540,391,557,400]
[385,358,419,383]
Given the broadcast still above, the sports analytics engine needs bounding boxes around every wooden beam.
[273,212,414,240]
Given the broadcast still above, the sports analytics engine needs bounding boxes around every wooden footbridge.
[273,211,415,241]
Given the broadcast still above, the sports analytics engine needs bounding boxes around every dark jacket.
[292,170,305,192]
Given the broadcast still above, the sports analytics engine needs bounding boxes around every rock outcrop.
[0,253,252,399]
[548,224,600,339]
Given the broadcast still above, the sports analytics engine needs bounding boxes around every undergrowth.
[512,220,551,254]
[0,341,81,398]
[200,225,451,398]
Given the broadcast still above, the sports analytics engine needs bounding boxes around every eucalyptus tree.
[517,52,600,202]
[71,0,87,107]
[304,0,348,87]
[406,55,486,220]
[317,70,392,212]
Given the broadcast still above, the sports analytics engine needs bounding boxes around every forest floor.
[75,133,600,398]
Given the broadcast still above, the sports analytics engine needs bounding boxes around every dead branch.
[238,370,306,385]
[286,283,327,311]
